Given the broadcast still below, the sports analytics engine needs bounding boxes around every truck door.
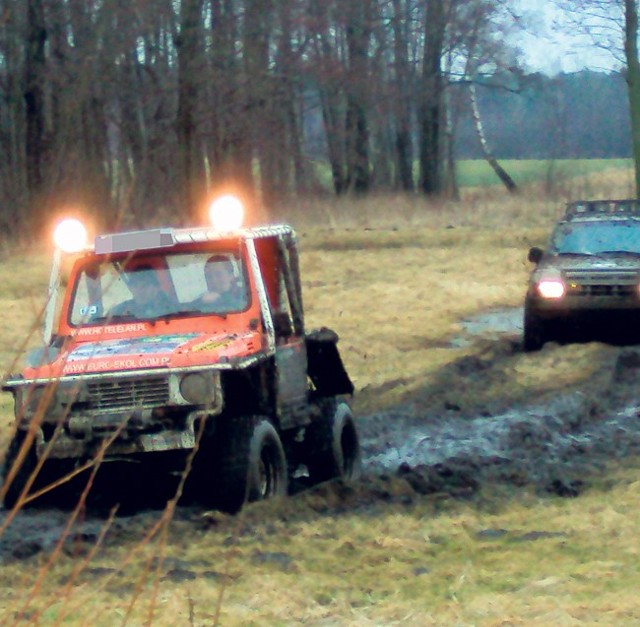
[254,234,308,427]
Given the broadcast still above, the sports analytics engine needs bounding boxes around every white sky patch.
[509,0,623,74]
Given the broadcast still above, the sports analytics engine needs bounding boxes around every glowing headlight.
[179,373,215,405]
[537,280,565,299]
[208,195,244,232]
[53,218,88,253]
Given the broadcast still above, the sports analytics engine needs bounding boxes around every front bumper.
[527,295,640,320]
[5,368,223,460]
[34,419,199,459]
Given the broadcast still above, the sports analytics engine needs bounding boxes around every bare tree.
[455,1,520,193]
[176,0,206,217]
[468,81,518,192]
[0,4,28,229]
[418,0,446,195]
[343,0,372,193]
[390,0,415,191]
[623,0,640,195]
[24,0,46,229]
[307,0,347,194]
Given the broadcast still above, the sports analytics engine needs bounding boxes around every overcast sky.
[511,0,623,75]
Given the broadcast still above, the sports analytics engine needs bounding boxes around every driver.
[192,255,247,312]
[109,265,174,318]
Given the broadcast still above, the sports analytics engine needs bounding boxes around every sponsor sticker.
[66,334,198,361]
[77,323,147,336]
[189,338,232,353]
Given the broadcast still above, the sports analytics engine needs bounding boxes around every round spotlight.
[53,218,88,253]
[208,195,244,232]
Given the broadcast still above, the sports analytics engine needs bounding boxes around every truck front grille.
[564,269,639,298]
[568,284,636,297]
[86,377,169,412]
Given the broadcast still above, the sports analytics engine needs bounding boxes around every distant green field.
[310,158,632,190]
[456,158,633,187]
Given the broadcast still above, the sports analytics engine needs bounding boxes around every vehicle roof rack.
[93,224,294,255]
[564,199,640,219]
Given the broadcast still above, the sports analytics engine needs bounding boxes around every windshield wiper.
[87,314,140,324]
[148,309,228,323]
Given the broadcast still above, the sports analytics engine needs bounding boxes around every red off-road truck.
[1,199,360,511]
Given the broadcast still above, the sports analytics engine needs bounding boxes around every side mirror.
[528,247,543,264]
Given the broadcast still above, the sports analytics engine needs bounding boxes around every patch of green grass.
[457,158,632,187]
[308,157,632,190]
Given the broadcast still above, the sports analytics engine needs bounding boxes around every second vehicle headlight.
[537,279,565,299]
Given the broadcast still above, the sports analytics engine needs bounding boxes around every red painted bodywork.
[23,239,271,381]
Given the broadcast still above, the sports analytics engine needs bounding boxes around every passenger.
[193,255,247,312]
[110,265,173,318]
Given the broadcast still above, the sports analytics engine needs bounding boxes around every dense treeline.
[454,71,631,160]
[0,0,631,236]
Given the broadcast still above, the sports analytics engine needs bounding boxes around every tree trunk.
[0,10,27,231]
[176,0,205,218]
[344,1,371,194]
[624,0,640,197]
[276,0,306,195]
[391,0,414,191]
[443,85,459,200]
[24,0,47,229]
[345,97,369,193]
[419,0,444,196]
[468,81,518,194]
[245,0,276,207]
[310,0,347,194]
[320,91,347,195]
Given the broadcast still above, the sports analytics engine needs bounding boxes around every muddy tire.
[214,417,288,513]
[306,400,361,484]
[2,432,38,509]
[523,307,547,352]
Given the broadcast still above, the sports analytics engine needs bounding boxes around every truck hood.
[21,331,265,380]
[541,255,640,273]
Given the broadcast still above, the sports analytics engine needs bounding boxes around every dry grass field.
[0,167,639,625]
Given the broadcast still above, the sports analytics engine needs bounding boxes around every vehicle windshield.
[69,250,250,326]
[550,221,640,255]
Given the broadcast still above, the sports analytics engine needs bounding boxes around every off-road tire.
[214,416,288,513]
[2,432,38,509]
[523,306,547,352]
[306,400,361,484]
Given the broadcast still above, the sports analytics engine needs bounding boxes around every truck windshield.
[69,251,249,326]
[551,222,640,255]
